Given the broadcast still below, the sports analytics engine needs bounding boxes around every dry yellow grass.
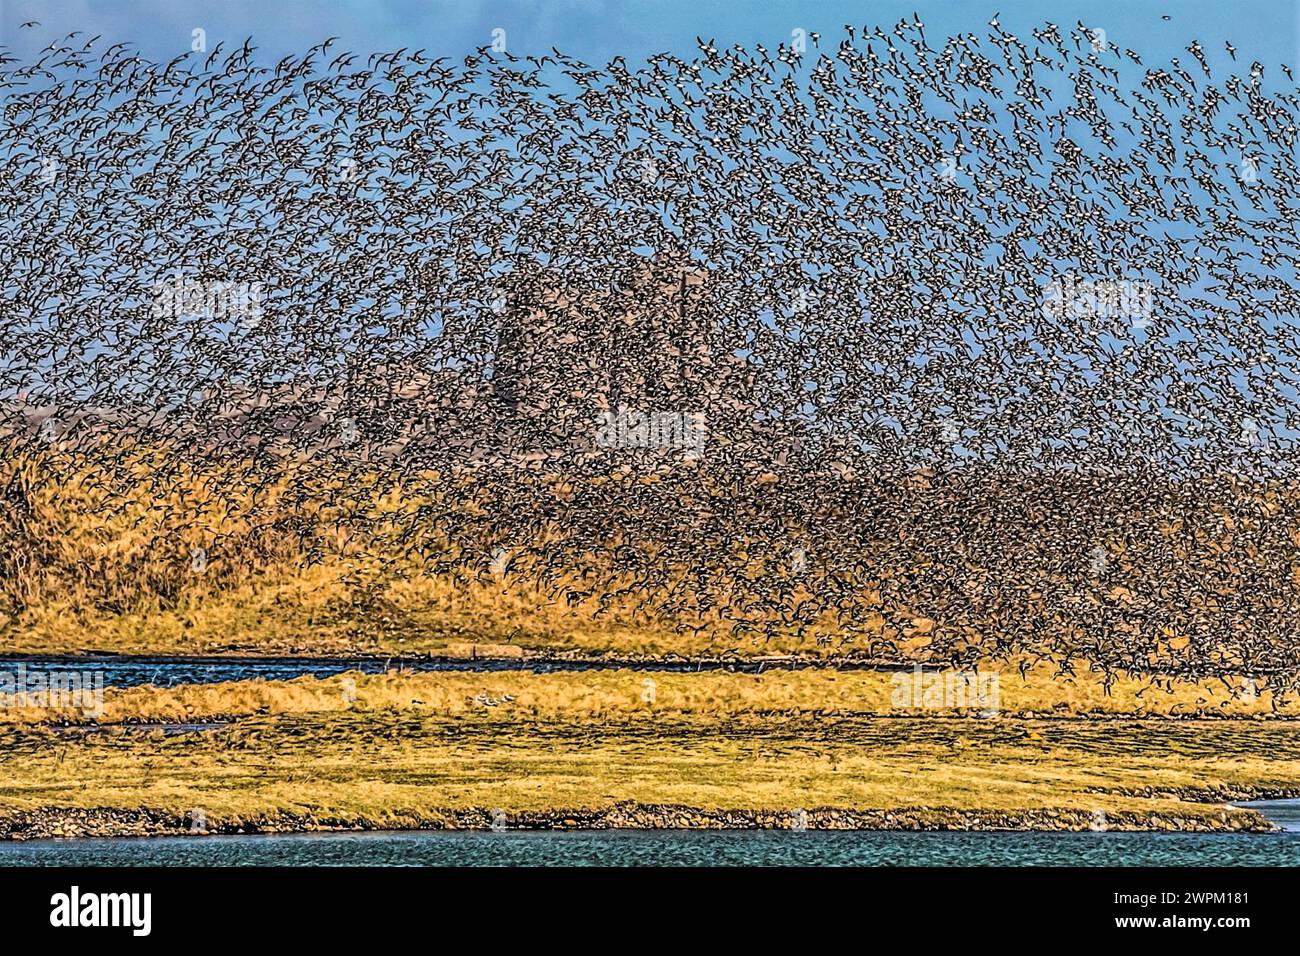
[1,667,1295,832]
[3,442,849,657]
[0,663,1282,725]
[10,441,1299,676]
[0,709,1294,828]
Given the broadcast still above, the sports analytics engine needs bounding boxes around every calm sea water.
[3,826,1300,866]
[0,655,884,688]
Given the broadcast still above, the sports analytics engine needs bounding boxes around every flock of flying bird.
[2,16,1299,686]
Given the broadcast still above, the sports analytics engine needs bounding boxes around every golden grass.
[1,709,1295,826]
[2,442,839,657]
[7,571,776,658]
[0,662,1283,725]
[0,666,1295,830]
[8,440,1300,675]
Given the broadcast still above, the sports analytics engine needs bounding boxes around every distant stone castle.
[489,250,724,464]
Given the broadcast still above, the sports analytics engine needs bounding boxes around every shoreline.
[0,650,1278,683]
[0,802,1277,841]
[4,666,1296,841]
[0,650,951,671]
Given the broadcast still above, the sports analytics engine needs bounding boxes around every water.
[1237,799,1300,832]
[3,827,1300,866]
[0,654,902,688]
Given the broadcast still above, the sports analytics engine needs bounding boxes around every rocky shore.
[0,800,1274,840]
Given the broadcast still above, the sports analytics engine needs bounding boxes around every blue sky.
[1,0,1296,66]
